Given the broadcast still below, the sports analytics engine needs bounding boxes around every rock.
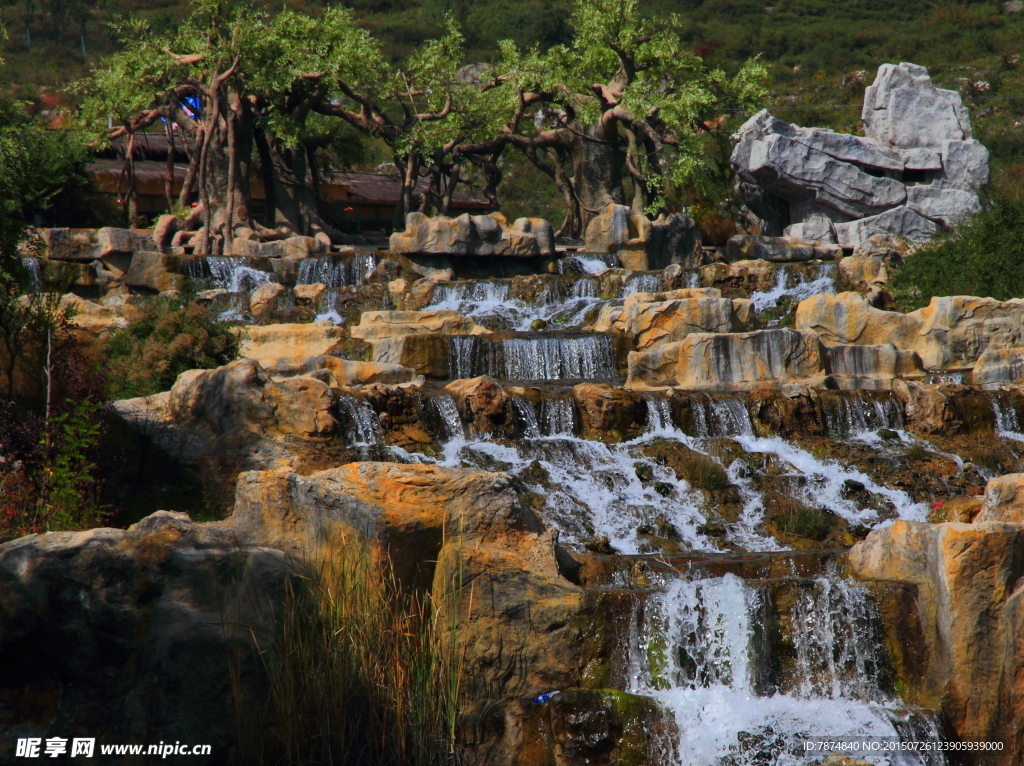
[249,282,287,318]
[0,512,291,764]
[847,520,1024,757]
[726,234,841,262]
[838,235,908,301]
[906,186,981,227]
[892,379,961,434]
[833,205,940,247]
[390,212,554,257]
[293,282,326,304]
[699,259,778,293]
[39,228,96,261]
[647,213,703,270]
[369,334,451,379]
[592,295,757,351]
[573,383,645,441]
[95,227,135,257]
[234,235,326,259]
[396,253,454,281]
[784,214,839,244]
[168,359,337,442]
[124,250,186,293]
[61,293,128,356]
[972,347,1024,389]
[626,328,826,392]
[795,292,1024,370]
[976,474,1024,523]
[237,322,346,367]
[862,62,972,149]
[445,375,510,434]
[824,344,923,389]
[731,63,988,248]
[262,355,422,387]
[583,204,652,270]
[350,310,490,340]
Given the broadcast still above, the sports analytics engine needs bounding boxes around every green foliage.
[890,186,1024,310]
[238,548,464,765]
[103,295,238,399]
[678,453,730,491]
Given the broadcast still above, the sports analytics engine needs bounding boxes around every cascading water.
[337,395,384,448]
[427,277,604,330]
[821,394,904,438]
[22,258,42,292]
[992,394,1024,442]
[205,256,273,293]
[432,394,466,442]
[751,262,837,316]
[629,573,946,766]
[297,257,346,287]
[315,289,344,324]
[620,272,662,297]
[540,398,578,436]
[448,335,616,381]
[689,394,755,437]
[512,397,542,438]
[559,253,619,274]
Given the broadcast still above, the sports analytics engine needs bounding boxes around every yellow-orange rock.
[592,294,757,350]
[626,328,825,391]
[237,322,345,366]
[976,473,1024,524]
[848,520,1024,758]
[349,309,489,340]
[796,292,1024,370]
[972,347,1024,389]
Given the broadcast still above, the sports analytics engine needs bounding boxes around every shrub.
[890,185,1024,310]
[679,453,730,491]
[238,549,463,766]
[104,295,239,399]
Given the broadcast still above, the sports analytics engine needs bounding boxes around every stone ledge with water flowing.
[13,189,1024,766]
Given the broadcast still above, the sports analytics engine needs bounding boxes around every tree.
[456,0,768,236]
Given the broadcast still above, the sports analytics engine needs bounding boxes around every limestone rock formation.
[977,473,1024,524]
[824,344,923,390]
[350,309,490,340]
[972,347,1024,389]
[390,212,555,257]
[725,234,841,262]
[626,328,826,391]
[732,63,988,247]
[592,293,757,351]
[583,204,702,271]
[237,321,347,366]
[848,520,1024,759]
[61,293,128,356]
[837,234,909,305]
[796,292,1024,370]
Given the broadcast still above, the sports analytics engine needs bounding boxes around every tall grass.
[237,547,465,766]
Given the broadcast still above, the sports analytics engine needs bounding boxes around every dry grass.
[235,547,465,766]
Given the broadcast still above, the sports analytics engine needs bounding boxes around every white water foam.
[751,262,836,315]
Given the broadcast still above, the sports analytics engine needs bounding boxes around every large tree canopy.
[75,0,767,251]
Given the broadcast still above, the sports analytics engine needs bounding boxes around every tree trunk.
[570,122,626,231]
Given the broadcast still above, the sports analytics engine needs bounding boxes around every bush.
[890,186,1024,310]
[104,295,239,399]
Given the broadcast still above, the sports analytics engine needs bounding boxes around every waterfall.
[337,395,384,447]
[22,258,42,292]
[427,276,605,330]
[645,397,675,434]
[750,262,836,315]
[571,277,599,298]
[432,394,466,442]
[820,393,904,438]
[206,256,272,292]
[501,335,615,380]
[512,397,541,438]
[298,257,346,287]
[350,252,377,285]
[992,394,1024,442]
[689,394,754,437]
[448,336,479,380]
[431,280,511,307]
[540,398,578,436]
[449,335,615,380]
[559,253,618,274]
[314,289,343,324]
[620,272,662,297]
[791,575,889,701]
[686,270,701,289]
[630,573,946,766]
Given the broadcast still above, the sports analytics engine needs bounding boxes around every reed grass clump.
[239,548,464,766]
